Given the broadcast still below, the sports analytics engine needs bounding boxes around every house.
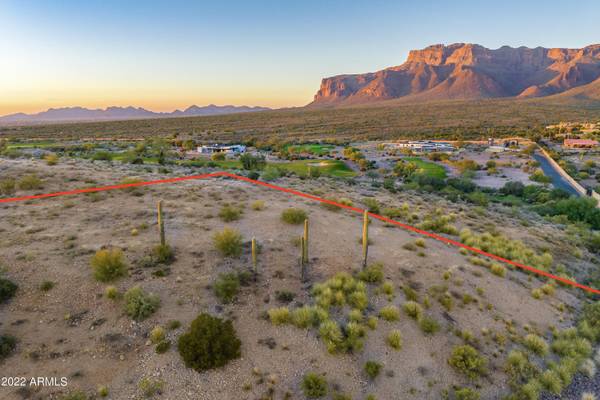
[563,139,599,149]
[388,141,455,153]
[197,144,247,154]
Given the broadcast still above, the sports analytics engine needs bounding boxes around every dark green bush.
[0,334,17,360]
[177,313,241,372]
[301,372,328,398]
[0,277,18,303]
[364,360,382,379]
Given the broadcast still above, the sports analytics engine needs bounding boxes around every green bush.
[386,330,402,350]
[268,307,290,325]
[523,334,548,356]
[213,227,243,257]
[90,248,127,282]
[150,326,166,344]
[219,204,242,222]
[357,262,384,283]
[138,377,164,397]
[454,387,480,400]
[0,277,18,303]
[18,174,43,190]
[0,178,16,195]
[124,286,160,321]
[105,286,119,299]
[213,272,240,303]
[0,334,17,360]
[155,340,171,354]
[419,315,440,335]
[490,263,506,277]
[448,345,487,379]
[504,350,537,384]
[177,313,241,372]
[379,305,400,321]
[539,369,563,395]
[39,280,55,291]
[364,360,382,379]
[281,208,307,224]
[152,244,175,265]
[301,372,328,398]
[403,301,423,320]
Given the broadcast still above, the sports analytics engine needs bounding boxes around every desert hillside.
[311,43,600,105]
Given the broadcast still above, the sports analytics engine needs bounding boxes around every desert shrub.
[454,387,480,400]
[540,283,555,296]
[211,152,226,161]
[0,277,18,303]
[213,227,243,257]
[523,334,548,356]
[490,263,506,277]
[281,208,307,224]
[39,280,55,291]
[239,153,266,170]
[531,288,543,300]
[505,350,537,385]
[214,272,240,303]
[251,200,265,210]
[379,305,400,321]
[124,286,160,321]
[18,174,42,190]
[539,369,563,395]
[178,313,241,372]
[167,320,181,330]
[155,340,171,354]
[151,244,175,265]
[97,386,109,397]
[291,306,316,328]
[403,301,423,320]
[302,372,328,398]
[387,330,402,350]
[0,178,16,195]
[219,204,242,222]
[0,334,17,360]
[150,326,166,344]
[268,307,290,325]
[275,290,296,303]
[60,391,88,400]
[318,320,344,353]
[380,281,394,297]
[357,262,384,283]
[448,345,487,379]
[348,308,363,322]
[551,333,591,359]
[364,360,382,379]
[415,238,426,247]
[363,198,380,214]
[90,248,127,282]
[105,286,119,299]
[419,315,440,335]
[44,153,59,165]
[580,359,596,378]
[138,377,164,397]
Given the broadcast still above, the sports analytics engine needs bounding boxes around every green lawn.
[404,157,447,179]
[285,144,335,156]
[7,140,57,149]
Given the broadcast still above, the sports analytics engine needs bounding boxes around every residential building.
[197,144,247,154]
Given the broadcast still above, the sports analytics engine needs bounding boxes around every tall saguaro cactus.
[303,219,309,265]
[300,236,306,282]
[362,210,369,268]
[157,200,165,246]
[251,237,258,276]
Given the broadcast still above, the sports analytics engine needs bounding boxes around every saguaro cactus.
[251,237,258,276]
[300,236,306,281]
[362,210,369,268]
[157,200,165,246]
[303,219,309,265]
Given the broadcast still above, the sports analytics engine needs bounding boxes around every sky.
[0,0,599,115]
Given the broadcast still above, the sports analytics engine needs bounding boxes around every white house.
[197,144,247,154]
[387,141,454,153]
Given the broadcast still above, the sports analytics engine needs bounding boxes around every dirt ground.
[0,158,589,400]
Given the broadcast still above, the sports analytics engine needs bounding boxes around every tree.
[239,153,266,170]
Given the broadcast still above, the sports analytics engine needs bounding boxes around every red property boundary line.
[2,170,599,295]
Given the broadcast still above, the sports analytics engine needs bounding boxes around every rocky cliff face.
[311,43,600,105]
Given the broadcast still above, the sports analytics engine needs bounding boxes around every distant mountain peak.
[311,43,600,106]
[0,104,271,124]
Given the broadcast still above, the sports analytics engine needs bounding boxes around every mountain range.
[0,104,271,124]
[311,43,600,106]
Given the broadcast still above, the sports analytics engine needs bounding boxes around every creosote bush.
[302,372,328,398]
[178,313,241,372]
[90,248,127,282]
[219,204,242,222]
[213,227,243,257]
[448,345,487,379]
[0,276,18,303]
[281,208,308,224]
[364,360,382,379]
[124,286,160,321]
[213,272,242,303]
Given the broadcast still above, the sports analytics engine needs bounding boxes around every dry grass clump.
[386,330,402,350]
[523,334,548,356]
[251,200,265,210]
[448,345,487,379]
[417,209,458,235]
[301,372,327,398]
[268,307,290,325]
[357,262,384,283]
[490,263,506,277]
[18,174,43,190]
[403,301,423,320]
[379,305,400,321]
[218,204,242,222]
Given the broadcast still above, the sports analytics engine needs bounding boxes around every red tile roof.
[564,139,599,146]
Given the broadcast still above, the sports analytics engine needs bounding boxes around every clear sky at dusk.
[1,0,599,115]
